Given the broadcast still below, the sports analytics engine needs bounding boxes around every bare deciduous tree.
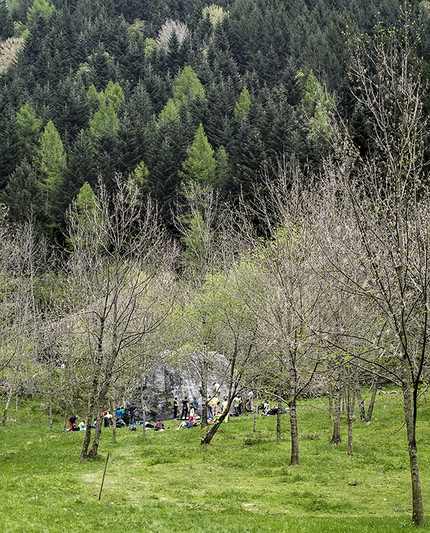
[245,164,323,465]
[66,174,176,460]
[314,22,429,525]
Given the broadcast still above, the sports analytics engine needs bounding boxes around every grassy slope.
[0,392,428,532]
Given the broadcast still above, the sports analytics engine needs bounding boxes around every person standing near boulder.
[181,397,189,420]
[173,398,179,420]
[128,404,137,424]
[191,397,199,415]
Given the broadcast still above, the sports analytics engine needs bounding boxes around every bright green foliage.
[173,65,205,103]
[127,19,145,42]
[301,70,334,140]
[214,145,230,192]
[131,160,149,188]
[180,123,216,185]
[234,87,251,121]
[202,4,229,26]
[26,0,54,30]
[86,84,99,107]
[67,181,99,248]
[15,103,42,160]
[87,81,124,140]
[89,104,119,141]
[102,80,124,112]
[157,97,180,125]
[71,181,97,215]
[144,37,156,56]
[158,66,205,127]
[39,120,66,194]
[181,210,207,267]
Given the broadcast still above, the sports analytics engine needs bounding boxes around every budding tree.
[66,174,176,460]
[315,21,429,526]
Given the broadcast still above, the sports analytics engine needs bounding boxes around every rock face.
[133,353,227,421]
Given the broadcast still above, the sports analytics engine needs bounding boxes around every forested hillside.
[1,0,429,235]
[2,2,430,524]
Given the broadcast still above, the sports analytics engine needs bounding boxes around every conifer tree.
[26,0,55,31]
[234,87,251,121]
[0,0,14,40]
[38,119,67,228]
[180,123,216,185]
[39,120,67,196]
[15,103,42,162]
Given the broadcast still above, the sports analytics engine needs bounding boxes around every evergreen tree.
[26,0,55,31]
[64,130,97,200]
[180,123,216,186]
[0,159,41,224]
[0,0,14,40]
[234,87,251,121]
[38,119,67,229]
[39,120,67,196]
[15,102,42,162]
[214,145,232,195]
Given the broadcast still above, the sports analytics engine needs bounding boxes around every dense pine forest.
[0,0,429,235]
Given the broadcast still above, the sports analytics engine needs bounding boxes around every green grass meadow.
[1,393,429,532]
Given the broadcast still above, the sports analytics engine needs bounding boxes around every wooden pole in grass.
[98,452,110,500]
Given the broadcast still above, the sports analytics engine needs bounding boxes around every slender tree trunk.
[110,397,116,443]
[81,320,105,461]
[356,380,378,423]
[3,365,19,425]
[89,384,110,457]
[90,301,119,458]
[330,385,341,445]
[48,363,53,433]
[80,365,100,461]
[253,393,258,433]
[89,333,119,456]
[201,359,208,427]
[347,384,356,456]
[200,400,232,445]
[356,384,366,422]
[289,397,299,465]
[365,380,378,422]
[276,398,282,441]
[88,404,103,458]
[403,376,424,526]
[140,386,147,440]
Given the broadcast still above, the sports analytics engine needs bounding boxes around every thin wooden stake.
[98,452,110,501]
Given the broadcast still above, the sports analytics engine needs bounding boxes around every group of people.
[173,396,199,420]
[67,404,139,432]
[68,415,86,431]
[103,405,139,427]
[67,387,267,434]
[172,384,253,427]
[173,385,257,422]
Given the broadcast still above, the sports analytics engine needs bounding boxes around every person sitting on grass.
[68,415,79,431]
[176,413,197,429]
[155,419,165,431]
